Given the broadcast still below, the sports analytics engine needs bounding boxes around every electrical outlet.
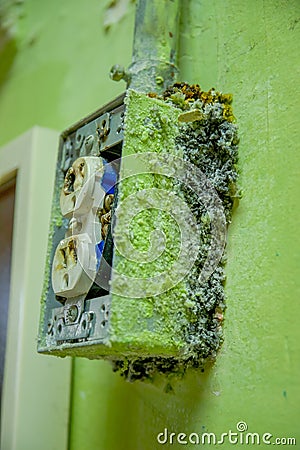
[52,154,109,300]
[51,234,97,298]
[39,95,123,351]
[59,156,104,218]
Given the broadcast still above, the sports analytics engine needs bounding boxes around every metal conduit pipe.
[110,0,181,94]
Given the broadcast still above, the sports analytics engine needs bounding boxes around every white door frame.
[0,127,72,450]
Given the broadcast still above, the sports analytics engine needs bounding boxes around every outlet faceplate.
[39,95,124,350]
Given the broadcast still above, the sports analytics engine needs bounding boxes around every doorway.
[0,178,16,409]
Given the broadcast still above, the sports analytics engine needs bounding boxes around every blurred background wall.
[0,0,299,448]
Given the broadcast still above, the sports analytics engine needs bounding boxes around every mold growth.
[166,82,239,362]
[109,90,189,359]
[112,84,239,381]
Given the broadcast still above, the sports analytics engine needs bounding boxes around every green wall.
[0,0,299,448]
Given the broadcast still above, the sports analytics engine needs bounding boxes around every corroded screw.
[109,64,130,83]
[66,305,78,323]
[85,135,94,151]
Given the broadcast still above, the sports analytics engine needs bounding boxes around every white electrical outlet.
[51,234,97,298]
[60,156,104,218]
[52,156,108,298]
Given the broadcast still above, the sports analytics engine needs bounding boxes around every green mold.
[109,90,188,358]
[109,87,239,380]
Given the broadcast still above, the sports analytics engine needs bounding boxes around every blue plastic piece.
[95,160,117,268]
[95,240,105,270]
[101,159,117,194]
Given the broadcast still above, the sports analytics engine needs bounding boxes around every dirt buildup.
[113,83,239,382]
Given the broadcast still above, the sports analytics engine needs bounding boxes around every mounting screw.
[110,64,130,83]
[85,135,94,151]
[65,305,78,323]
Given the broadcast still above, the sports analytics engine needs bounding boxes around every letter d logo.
[157,428,168,444]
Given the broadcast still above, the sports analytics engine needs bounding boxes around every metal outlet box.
[38,86,238,380]
[38,91,190,361]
